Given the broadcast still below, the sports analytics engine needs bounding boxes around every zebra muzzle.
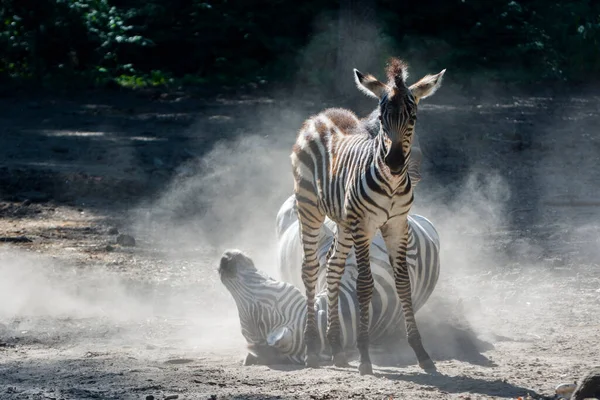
[384,143,406,175]
[219,249,255,279]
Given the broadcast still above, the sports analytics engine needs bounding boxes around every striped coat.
[289,58,445,373]
[218,195,441,366]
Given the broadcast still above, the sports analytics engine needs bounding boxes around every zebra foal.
[291,58,445,374]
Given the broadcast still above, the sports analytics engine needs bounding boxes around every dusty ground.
[0,85,599,400]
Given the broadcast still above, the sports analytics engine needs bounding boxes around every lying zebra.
[219,194,440,366]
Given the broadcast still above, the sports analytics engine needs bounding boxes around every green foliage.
[0,0,152,84]
[0,0,598,88]
[62,0,153,64]
[115,70,173,88]
[380,0,600,82]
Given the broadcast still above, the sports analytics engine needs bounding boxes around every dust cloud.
[132,133,295,276]
[409,87,600,355]
[0,247,152,348]
[0,250,146,321]
[0,244,246,355]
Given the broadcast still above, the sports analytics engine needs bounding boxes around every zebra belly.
[319,188,398,231]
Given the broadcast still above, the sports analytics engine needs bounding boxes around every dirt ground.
[0,85,599,400]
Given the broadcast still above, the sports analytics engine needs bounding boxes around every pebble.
[116,234,136,247]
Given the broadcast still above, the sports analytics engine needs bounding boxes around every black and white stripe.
[290,58,445,374]
[219,249,307,365]
[218,195,441,366]
[277,194,441,358]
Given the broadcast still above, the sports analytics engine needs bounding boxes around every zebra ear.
[409,69,446,103]
[267,326,292,350]
[354,69,387,99]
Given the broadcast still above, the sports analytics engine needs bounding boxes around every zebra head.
[219,249,306,365]
[219,249,260,282]
[354,58,445,174]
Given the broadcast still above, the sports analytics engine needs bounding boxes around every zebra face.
[354,57,446,174]
[378,87,418,173]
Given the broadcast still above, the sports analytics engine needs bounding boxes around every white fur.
[354,69,387,99]
[410,69,446,100]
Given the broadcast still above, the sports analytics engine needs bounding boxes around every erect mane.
[386,57,409,86]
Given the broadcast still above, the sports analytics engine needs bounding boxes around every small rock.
[108,227,119,235]
[22,199,31,206]
[556,382,577,398]
[146,396,155,400]
[165,396,179,400]
[116,234,136,247]
[105,244,114,252]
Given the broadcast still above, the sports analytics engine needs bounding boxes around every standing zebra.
[291,58,445,374]
[219,198,440,366]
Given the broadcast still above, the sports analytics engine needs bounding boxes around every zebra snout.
[384,143,406,175]
[219,249,254,278]
[219,250,238,278]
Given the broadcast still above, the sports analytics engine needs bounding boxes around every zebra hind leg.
[325,226,353,368]
[382,220,436,373]
[354,234,375,375]
[296,199,325,368]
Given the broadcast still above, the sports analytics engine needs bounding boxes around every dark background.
[2,0,599,93]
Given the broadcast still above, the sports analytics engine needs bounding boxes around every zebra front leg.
[382,219,436,373]
[325,226,353,368]
[297,201,325,368]
[354,233,375,375]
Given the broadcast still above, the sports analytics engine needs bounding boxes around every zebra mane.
[386,57,409,86]
[362,109,381,138]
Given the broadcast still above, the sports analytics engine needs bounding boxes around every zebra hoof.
[305,354,320,368]
[419,358,437,373]
[358,362,373,376]
[332,353,350,368]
